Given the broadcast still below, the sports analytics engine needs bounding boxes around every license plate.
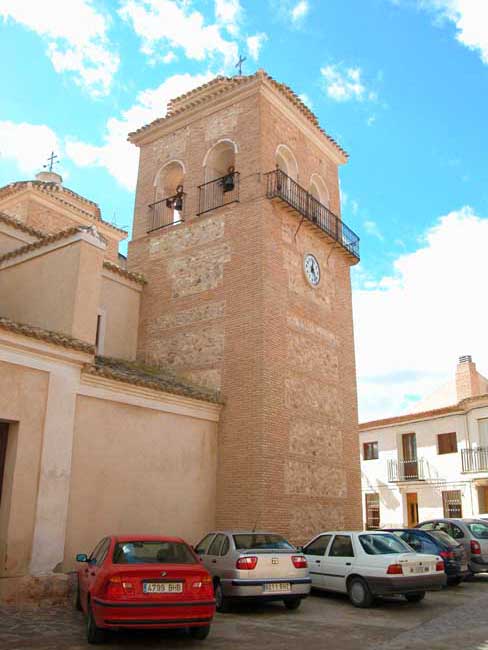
[143,582,183,594]
[408,564,430,575]
[263,582,291,593]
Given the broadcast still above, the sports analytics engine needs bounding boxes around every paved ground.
[1,575,488,650]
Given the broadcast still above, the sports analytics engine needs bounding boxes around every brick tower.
[128,70,362,541]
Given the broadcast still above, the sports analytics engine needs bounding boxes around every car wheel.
[214,582,230,613]
[72,579,82,611]
[284,597,301,610]
[347,577,373,608]
[86,603,106,645]
[189,625,211,640]
[404,591,426,603]
[447,577,463,586]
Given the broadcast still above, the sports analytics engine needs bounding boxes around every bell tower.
[128,70,362,540]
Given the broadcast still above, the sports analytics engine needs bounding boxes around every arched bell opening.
[199,140,239,214]
[309,173,329,209]
[275,144,299,182]
[150,160,185,230]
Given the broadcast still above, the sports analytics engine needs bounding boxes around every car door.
[85,537,111,602]
[79,538,104,606]
[321,534,355,593]
[202,534,225,578]
[303,535,333,589]
[194,533,216,563]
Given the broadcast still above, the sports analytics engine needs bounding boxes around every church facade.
[0,70,361,603]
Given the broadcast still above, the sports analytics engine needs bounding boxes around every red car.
[74,535,215,644]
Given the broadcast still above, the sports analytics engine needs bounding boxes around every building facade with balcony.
[360,356,488,529]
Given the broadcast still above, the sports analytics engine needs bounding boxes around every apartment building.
[360,356,488,528]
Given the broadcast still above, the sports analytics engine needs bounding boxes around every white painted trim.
[202,139,239,167]
[153,159,186,188]
[79,373,222,422]
[0,229,106,270]
[310,173,330,207]
[275,143,299,181]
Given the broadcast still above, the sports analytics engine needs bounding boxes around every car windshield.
[113,541,196,564]
[429,530,457,546]
[233,534,294,550]
[467,522,488,540]
[359,534,412,555]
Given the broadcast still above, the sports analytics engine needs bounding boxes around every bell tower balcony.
[265,168,360,262]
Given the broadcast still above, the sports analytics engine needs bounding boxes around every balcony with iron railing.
[148,190,185,232]
[388,458,426,482]
[461,447,488,473]
[198,171,240,216]
[265,168,360,261]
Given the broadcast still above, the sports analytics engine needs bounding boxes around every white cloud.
[246,33,267,61]
[298,92,313,109]
[0,0,118,97]
[215,0,242,35]
[0,120,60,175]
[417,0,488,64]
[65,72,212,191]
[291,0,309,22]
[354,207,488,422]
[119,0,238,66]
[363,219,384,240]
[321,64,369,102]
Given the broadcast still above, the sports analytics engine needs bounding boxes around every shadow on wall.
[378,479,401,511]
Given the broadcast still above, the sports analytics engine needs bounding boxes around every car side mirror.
[76,553,88,563]
[296,546,303,552]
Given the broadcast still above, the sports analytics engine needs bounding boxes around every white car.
[302,531,446,607]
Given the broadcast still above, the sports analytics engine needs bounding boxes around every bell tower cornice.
[128,70,348,165]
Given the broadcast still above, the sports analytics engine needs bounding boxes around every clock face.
[304,254,320,287]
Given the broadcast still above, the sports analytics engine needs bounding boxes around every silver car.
[417,518,488,575]
[194,531,311,611]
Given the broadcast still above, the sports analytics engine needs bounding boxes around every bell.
[222,173,235,193]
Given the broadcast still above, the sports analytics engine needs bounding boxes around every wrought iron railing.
[147,192,185,232]
[265,169,360,260]
[388,458,425,482]
[461,447,488,473]
[197,171,240,215]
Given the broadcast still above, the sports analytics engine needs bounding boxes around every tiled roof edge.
[103,260,147,285]
[0,316,94,353]
[0,182,128,236]
[0,211,46,239]
[0,225,105,264]
[84,357,222,405]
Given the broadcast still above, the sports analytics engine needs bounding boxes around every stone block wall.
[128,79,361,542]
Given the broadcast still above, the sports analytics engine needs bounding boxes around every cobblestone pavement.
[1,575,487,650]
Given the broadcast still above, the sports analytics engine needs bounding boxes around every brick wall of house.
[128,77,362,541]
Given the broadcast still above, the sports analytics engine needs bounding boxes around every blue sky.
[1,0,488,420]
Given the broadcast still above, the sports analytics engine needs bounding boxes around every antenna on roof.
[43,151,59,173]
[235,53,246,76]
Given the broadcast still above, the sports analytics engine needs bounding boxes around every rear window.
[359,534,411,555]
[468,522,488,539]
[429,530,457,547]
[233,534,294,550]
[113,541,196,564]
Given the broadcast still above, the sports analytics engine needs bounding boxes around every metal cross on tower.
[235,54,246,76]
[43,151,59,172]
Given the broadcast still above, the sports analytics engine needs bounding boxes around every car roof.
[207,530,288,536]
[113,535,186,543]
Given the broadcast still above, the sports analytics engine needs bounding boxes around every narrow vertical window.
[0,422,9,506]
